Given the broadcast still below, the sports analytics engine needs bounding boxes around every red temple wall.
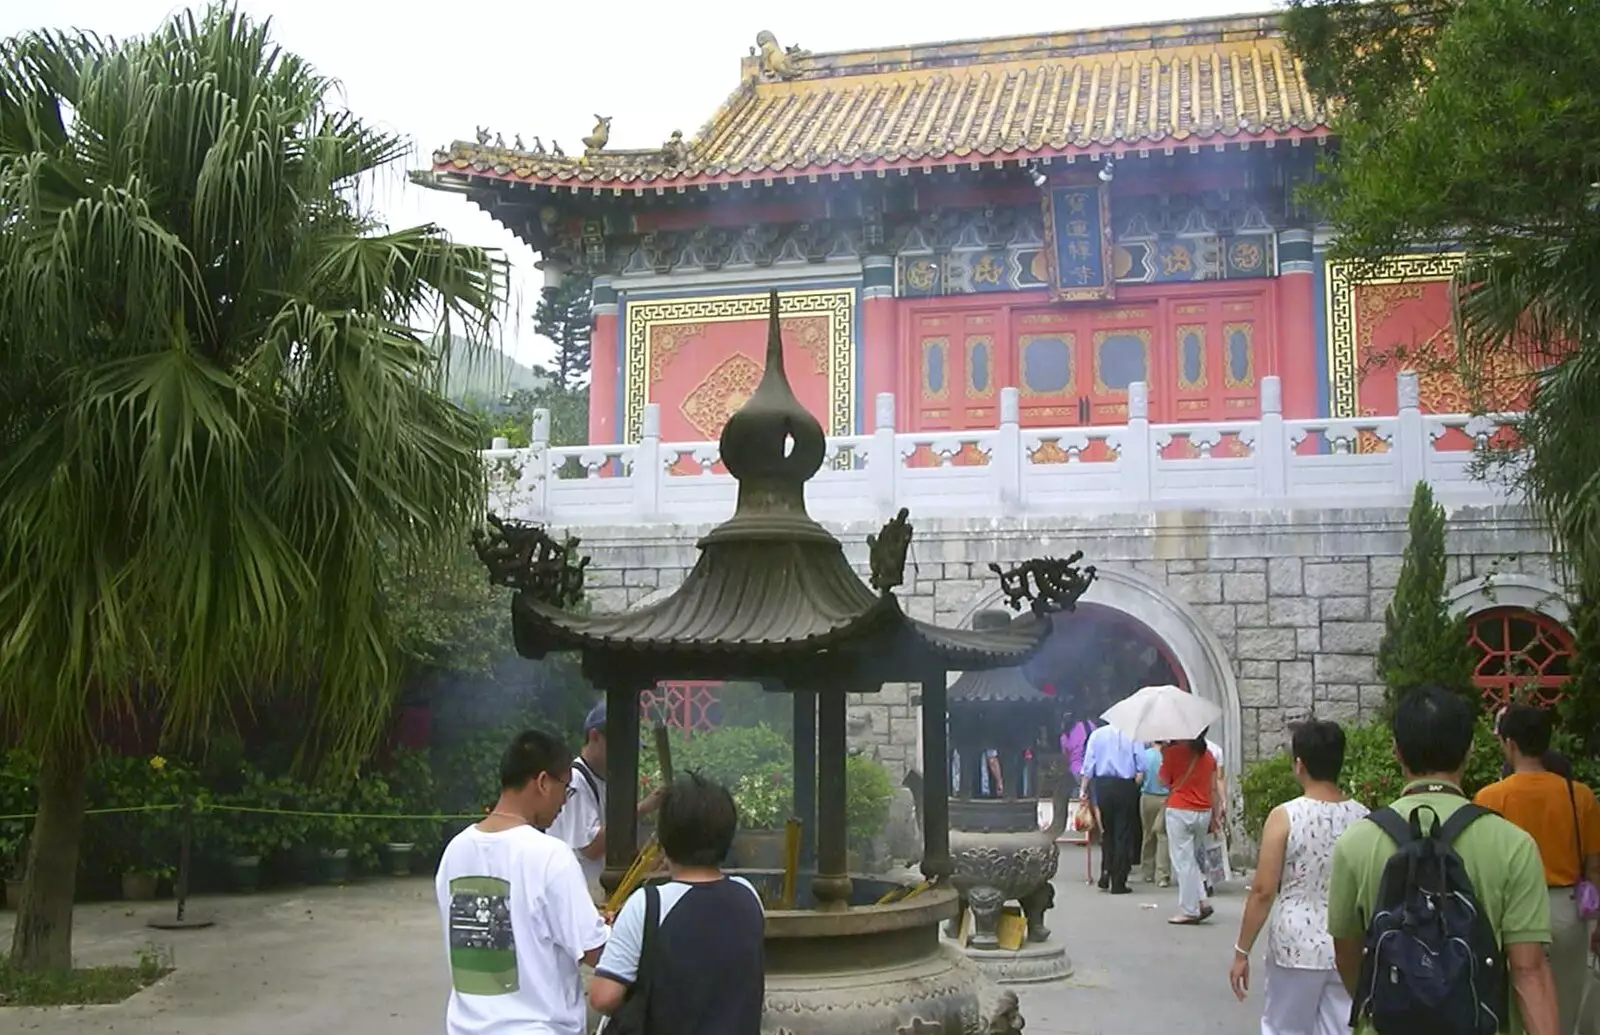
[893,280,1302,431]
[1340,275,1533,417]
[615,288,857,447]
[646,317,834,443]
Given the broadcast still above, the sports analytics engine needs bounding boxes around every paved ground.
[2,843,1254,1034]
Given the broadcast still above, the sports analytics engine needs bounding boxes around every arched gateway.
[953,566,1244,776]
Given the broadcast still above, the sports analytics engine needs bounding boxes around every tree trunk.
[9,741,89,971]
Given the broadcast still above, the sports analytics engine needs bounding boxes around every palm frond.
[0,3,508,759]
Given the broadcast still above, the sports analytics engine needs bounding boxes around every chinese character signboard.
[1042,178,1115,303]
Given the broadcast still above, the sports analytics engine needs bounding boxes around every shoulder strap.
[573,758,602,805]
[1437,803,1492,847]
[1366,806,1415,848]
[1174,746,1204,793]
[635,883,661,988]
[1567,777,1585,874]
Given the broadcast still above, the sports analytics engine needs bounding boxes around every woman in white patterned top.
[1228,720,1369,1035]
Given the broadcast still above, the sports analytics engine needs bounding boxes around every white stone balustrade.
[481,371,1519,526]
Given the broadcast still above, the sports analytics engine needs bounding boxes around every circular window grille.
[1466,606,1575,710]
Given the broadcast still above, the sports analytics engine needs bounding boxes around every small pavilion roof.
[949,611,1060,705]
[479,292,1092,689]
[421,12,1329,196]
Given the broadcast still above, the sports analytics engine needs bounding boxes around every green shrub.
[1376,481,1477,708]
[0,750,36,878]
[845,752,894,848]
[641,725,894,846]
[1240,713,1504,840]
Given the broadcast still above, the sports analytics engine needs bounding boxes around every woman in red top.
[1160,731,1220,925]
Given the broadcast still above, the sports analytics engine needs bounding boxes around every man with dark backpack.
[1327,686,1559,1035]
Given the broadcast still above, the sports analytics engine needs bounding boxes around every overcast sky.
[5,0,1271,366]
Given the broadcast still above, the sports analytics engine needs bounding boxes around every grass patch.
[0,948,171,1007]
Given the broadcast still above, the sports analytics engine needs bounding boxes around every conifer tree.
[1377,481,1478,705]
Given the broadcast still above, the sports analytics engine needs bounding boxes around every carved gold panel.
[1324,252,1464,418]
[622,288,855,443]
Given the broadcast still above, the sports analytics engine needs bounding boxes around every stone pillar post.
[920,667,953,882]
[599,682,641,902]
[813,692,852,910]
[792,689,818,874]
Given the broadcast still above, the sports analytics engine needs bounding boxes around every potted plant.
[121,865,169,901]
[731,771,792,869]
[388,748,442,875]
[303,774,359,885]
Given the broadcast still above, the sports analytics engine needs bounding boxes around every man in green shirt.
[1326,686,1560,1035]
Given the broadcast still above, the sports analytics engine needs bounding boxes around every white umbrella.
[1100,684,1221,743]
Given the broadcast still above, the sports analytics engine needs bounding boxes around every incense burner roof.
[949,611,1059,705]
[424,12,1327,195]
[475,292,1095,688]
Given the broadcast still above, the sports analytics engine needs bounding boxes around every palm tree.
[1454,239,1600,583]
[0,6,506,970]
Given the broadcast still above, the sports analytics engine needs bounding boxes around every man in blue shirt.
[1082,723,1145,895]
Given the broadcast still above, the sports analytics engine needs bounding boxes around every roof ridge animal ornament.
[661,129,689,167]
[472,515,589,610]
[756,30,805,81]
[867,508,913,595]
[583,115,612,154]
[989,552,1097,616]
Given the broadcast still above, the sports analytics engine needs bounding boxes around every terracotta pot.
[121,870,160,901]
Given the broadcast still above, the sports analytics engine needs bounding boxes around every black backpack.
[1352,800,1508,1035]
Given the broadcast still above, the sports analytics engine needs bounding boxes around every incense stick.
[607,837,660,914]
[780,817,800,908]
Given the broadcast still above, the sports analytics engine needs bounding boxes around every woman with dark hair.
[589,773,765,1035]
[1228,721,1367,1035]
[1060,709,1100,803]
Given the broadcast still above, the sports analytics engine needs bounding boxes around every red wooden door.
[1010,308,1081,428]
[1163,292,1269,422]
[1087,305,1159,423]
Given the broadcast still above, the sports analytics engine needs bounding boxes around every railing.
[482,371,1518,526]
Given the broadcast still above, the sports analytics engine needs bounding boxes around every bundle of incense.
[873,879,931,905]
[779,817,801,908]
[607,838,660,914]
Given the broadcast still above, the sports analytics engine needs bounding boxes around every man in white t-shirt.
[436,729,610,1035]
[546,701,663,894]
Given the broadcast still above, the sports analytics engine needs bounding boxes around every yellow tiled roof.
[428,13,1329,193]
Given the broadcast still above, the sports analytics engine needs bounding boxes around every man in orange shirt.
[1475,705,1600,1035]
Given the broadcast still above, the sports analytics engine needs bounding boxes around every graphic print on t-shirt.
[448,875,518,996]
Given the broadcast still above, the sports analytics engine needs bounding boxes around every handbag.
[1561,780,1600,921]
[602,883,661,1035]
[1565,776,1600,921]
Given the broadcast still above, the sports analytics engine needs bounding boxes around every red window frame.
[1466,606,1574,710]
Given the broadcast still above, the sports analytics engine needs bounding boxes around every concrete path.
[2,850,1259,1034]
[1022,839,1254,1035]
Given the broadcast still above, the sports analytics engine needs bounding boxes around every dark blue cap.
[583,701,607,732]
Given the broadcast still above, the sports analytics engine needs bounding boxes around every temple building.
[418,12,1501,451]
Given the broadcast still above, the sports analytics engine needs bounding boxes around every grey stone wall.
[564,503,1560,777]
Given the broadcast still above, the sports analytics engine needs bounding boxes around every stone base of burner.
[958,939,1073,985]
